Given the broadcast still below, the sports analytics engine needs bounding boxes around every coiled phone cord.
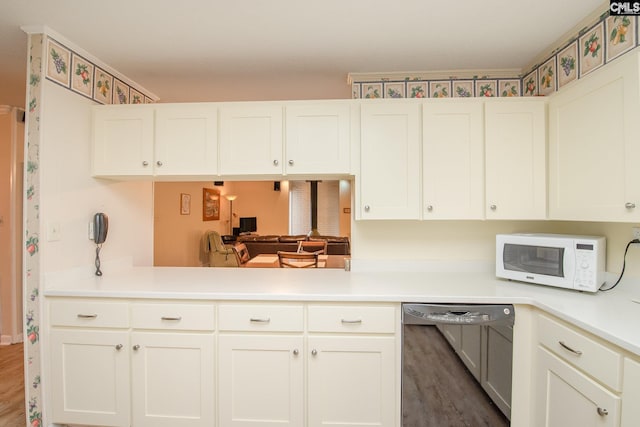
[95,245,103,276]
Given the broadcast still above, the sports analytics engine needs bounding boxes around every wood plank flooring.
[402,325,509,427]
[0,343,26,427]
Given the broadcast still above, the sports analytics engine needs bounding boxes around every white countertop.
[44,266,640,356]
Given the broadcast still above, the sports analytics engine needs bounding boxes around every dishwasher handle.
[402,303,514,326]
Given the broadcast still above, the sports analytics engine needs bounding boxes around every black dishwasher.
[402,303,515,427]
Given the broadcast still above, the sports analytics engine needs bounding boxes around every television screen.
[239,217,257,233]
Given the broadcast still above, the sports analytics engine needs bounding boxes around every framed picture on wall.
[180,193,191,215]
[202,188,220,221]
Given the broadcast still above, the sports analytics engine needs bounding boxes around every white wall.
[351,220,640,279]
[40,82,153,278]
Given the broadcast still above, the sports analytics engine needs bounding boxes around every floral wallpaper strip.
[351,13,638,99]
[25,33,44,427]
[44,36,155,104]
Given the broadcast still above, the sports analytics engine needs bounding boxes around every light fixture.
[225,195,237,235]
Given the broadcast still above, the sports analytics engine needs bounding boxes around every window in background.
[289,181,339,236]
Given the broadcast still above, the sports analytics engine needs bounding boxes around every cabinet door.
[359,102,421,219]
[219,104,283,175]
[284,102,351,175]
[549,51,640,221]
[218,334,304,426]
[485,100,546,219]
[308,335,396,427]
[131,332,215,427]
[154,104,218,176]
[622,358,640,427]
[534,346,620,427]
[92,105,155,177]
[423,100,484,219]
[50,329,130,427]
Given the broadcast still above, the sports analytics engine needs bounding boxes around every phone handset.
[92,213,108,276]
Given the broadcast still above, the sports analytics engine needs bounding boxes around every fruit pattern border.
[44,35,155,105]
[351,11,638,99]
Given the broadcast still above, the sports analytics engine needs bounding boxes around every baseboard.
[0,333,24,345]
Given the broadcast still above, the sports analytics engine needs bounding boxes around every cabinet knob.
[311,349,318,356]
[597,407,608,416]
[490,204,497,211]
[133,344,140,351]
[364,205,370,212]
[426,205,433,212]
[156,161,163,167]
[142,161,149,167]
[625,202,636,209]
[293,349,299,356]
[273,160,279,166]
[115,344,123,351]
[288,160,294,166]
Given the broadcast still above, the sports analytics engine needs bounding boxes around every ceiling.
[1,0,606,108]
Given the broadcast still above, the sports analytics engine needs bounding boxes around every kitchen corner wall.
[23,30,155,427]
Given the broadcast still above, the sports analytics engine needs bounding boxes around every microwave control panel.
[574,243,597,290]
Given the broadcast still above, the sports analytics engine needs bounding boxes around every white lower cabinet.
[217,302,399,427]
[49,299,216,427]
[622,357,640,426]
[535,346,620,427]
[130,332,215,427]
[218,334,304,426]
[533,312,622,427]
[50,328,131,426]
[307,335,396,427]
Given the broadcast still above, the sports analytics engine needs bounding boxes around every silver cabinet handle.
[250,318,271,323]
[161,316,182,321]
[133,344,140,351]
[341,319,362,324]
[77,314,97,319]
[273,159,279,166]
[364,205,370,212]
[156,161,163,167]
[288,160,294,166]
[597,407,608,416]
[311,349,317,356]
[293,349,299,356]
[426,205,433,212]
[558,341,583,356]
[142,161,149,167]
[490,204,497,211]
[625,202,636,209]
[115,344,123,351]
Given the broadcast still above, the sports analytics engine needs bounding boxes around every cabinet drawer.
[308,304,396,334]
[537,314,623,391]
[218,304,304,332]
[131,303,215,331]
[50,299,129,328]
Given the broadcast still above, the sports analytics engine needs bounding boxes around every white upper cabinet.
[92,104,218,179]
[219,103,284,176]
[358,101,421,220]
[549,51,640,222]
[92,105,155,177]
[154,104,218,177]
[284,101,351,175]
[423,99,484,219]
[484,99,547,219]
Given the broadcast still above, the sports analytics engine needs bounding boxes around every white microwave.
[496,233,606,293]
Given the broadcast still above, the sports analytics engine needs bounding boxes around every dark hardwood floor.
[0,343,26,427]
[403,325,509,427]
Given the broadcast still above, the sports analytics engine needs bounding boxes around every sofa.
[236,234,350,258]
